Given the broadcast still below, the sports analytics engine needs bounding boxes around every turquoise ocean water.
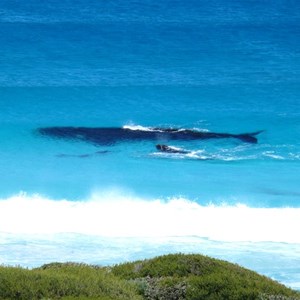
[0,0,300,289]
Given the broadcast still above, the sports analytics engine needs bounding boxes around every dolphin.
[37,126,263,145]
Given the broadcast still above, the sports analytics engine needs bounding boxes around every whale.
[37,126,263,145]
[155,144,214,160]
[156,144,190,154]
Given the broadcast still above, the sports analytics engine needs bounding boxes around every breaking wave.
[1,190,300,243]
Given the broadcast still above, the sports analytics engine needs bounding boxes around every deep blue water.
[0,0,300,289]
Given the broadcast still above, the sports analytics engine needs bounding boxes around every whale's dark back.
[37,127,263,145]
[38,127,172,145]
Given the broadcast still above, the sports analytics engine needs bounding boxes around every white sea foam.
[263,151,285,160]
[1,191,300,243]
[123,124,210,133]
[123,124,155,131]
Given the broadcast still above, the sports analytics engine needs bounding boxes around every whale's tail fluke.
[235,130,264,143]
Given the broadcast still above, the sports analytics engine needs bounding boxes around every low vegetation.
[0,253,299,300]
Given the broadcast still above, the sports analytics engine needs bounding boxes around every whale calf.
[156,144,190,154]
[37,126,263,145]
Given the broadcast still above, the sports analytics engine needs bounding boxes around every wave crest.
[1,191,300,243]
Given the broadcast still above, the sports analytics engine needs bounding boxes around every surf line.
[37,126,264,145]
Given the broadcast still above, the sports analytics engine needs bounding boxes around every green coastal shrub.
[0,263,141,300]
[0,254,299,300]
[112,253,300,300]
